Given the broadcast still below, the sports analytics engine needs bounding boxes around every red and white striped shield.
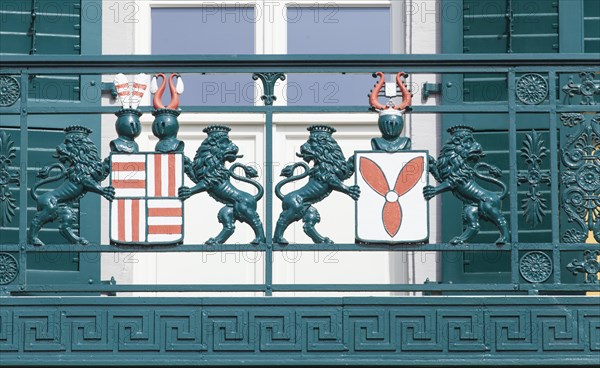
[355,151,429,244]
[110,153,184,245]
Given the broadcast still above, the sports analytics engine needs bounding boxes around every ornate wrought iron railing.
[0,54,599,366]
[0,54,599,294]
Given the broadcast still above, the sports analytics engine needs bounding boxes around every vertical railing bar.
[508,69,520,285]
[548,70,561,284]
[264,106,273,296]
[18,70,29,290]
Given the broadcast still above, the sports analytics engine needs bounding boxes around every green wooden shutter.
[584,0,600,52]
[462,0,559,102]
[1,0,86,102]
[0,0,102,292]
[441,0,587,287]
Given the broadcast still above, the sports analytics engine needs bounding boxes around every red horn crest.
[368,71,412,112]
[393,72,412,111]
[153,73,181,110]
[369,72,388,110]
[152,73,167,109]
[166,73,180,110]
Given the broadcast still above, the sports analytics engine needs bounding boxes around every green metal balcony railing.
[0,53,599,294]
[0,54,599,366]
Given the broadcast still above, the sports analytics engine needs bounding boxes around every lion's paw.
[348,185,361,200]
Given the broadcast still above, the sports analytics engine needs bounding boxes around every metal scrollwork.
[252,72,286,106]
[517,130,550,228]
[28,126,114,246]
[519,251,553,283]
[567,250,600,284]
[0,75,20,107]
[0,131,20,227]
[560,113,600,243]
[516,73,548,105]
[0,252,18,285]
[562,72,600,105]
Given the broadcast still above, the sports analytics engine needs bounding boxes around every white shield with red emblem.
[110,153,184,245]
[355,151,429,244]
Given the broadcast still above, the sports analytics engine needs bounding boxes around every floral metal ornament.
[28,126,114,246]
[567,250,600,284]
[516,73,548,105]
[0,253,18,285]
[110,73,150,153]
[150,73,185,153]
[517,130,550,227]
[369,72,413,152]
[562,72,600,105]
[560,113,600,243]
[423,125,510,245]
[179,125,266,245]
[273,125,360,244]
[252,72,286,106]
[0,131,20,227]
[0,75,20,107]
[519,251,553,283]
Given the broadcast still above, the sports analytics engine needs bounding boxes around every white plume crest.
[176,76,184,94]
[130,73,150,109]
[150,76,158,93]
[113,73,131,108]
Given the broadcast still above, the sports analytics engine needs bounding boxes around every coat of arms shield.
[355,151,429,244]
[110,153,184,245]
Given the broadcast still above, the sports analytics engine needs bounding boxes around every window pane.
[287,7,390,106]
[151,7,256,106]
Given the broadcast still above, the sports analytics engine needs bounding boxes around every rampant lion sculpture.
[29,126,114,246]
[423,125,510,245]
[178,125,266,245]
[273,125,360,244]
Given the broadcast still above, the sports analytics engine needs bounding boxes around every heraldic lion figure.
[29,126,114,246]
[273,125,360,244]
[423,125,510,245]
[178,125,266,245]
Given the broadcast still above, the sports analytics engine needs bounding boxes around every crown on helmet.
[369,72,412,113]
[447,125,475,135]
[307,125,336,134]
[64,125,92,136]
[203,125,231,134]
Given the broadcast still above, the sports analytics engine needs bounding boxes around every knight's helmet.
[368,72,412,138]
[111,73,150,153]
[150,73,185,153]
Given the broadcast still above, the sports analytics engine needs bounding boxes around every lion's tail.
[474,163,508,199]
[275,162,310,200]
[229,163,264,201]
[31,163,66,202]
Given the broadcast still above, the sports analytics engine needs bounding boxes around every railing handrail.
[2,53,599,70]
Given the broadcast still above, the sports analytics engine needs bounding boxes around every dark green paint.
[179,126,266,245]
[28,126,113,246]
[273,125,359,244]
[0,296,599,366]
[424,125,511,245]
[111,108,142,153]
